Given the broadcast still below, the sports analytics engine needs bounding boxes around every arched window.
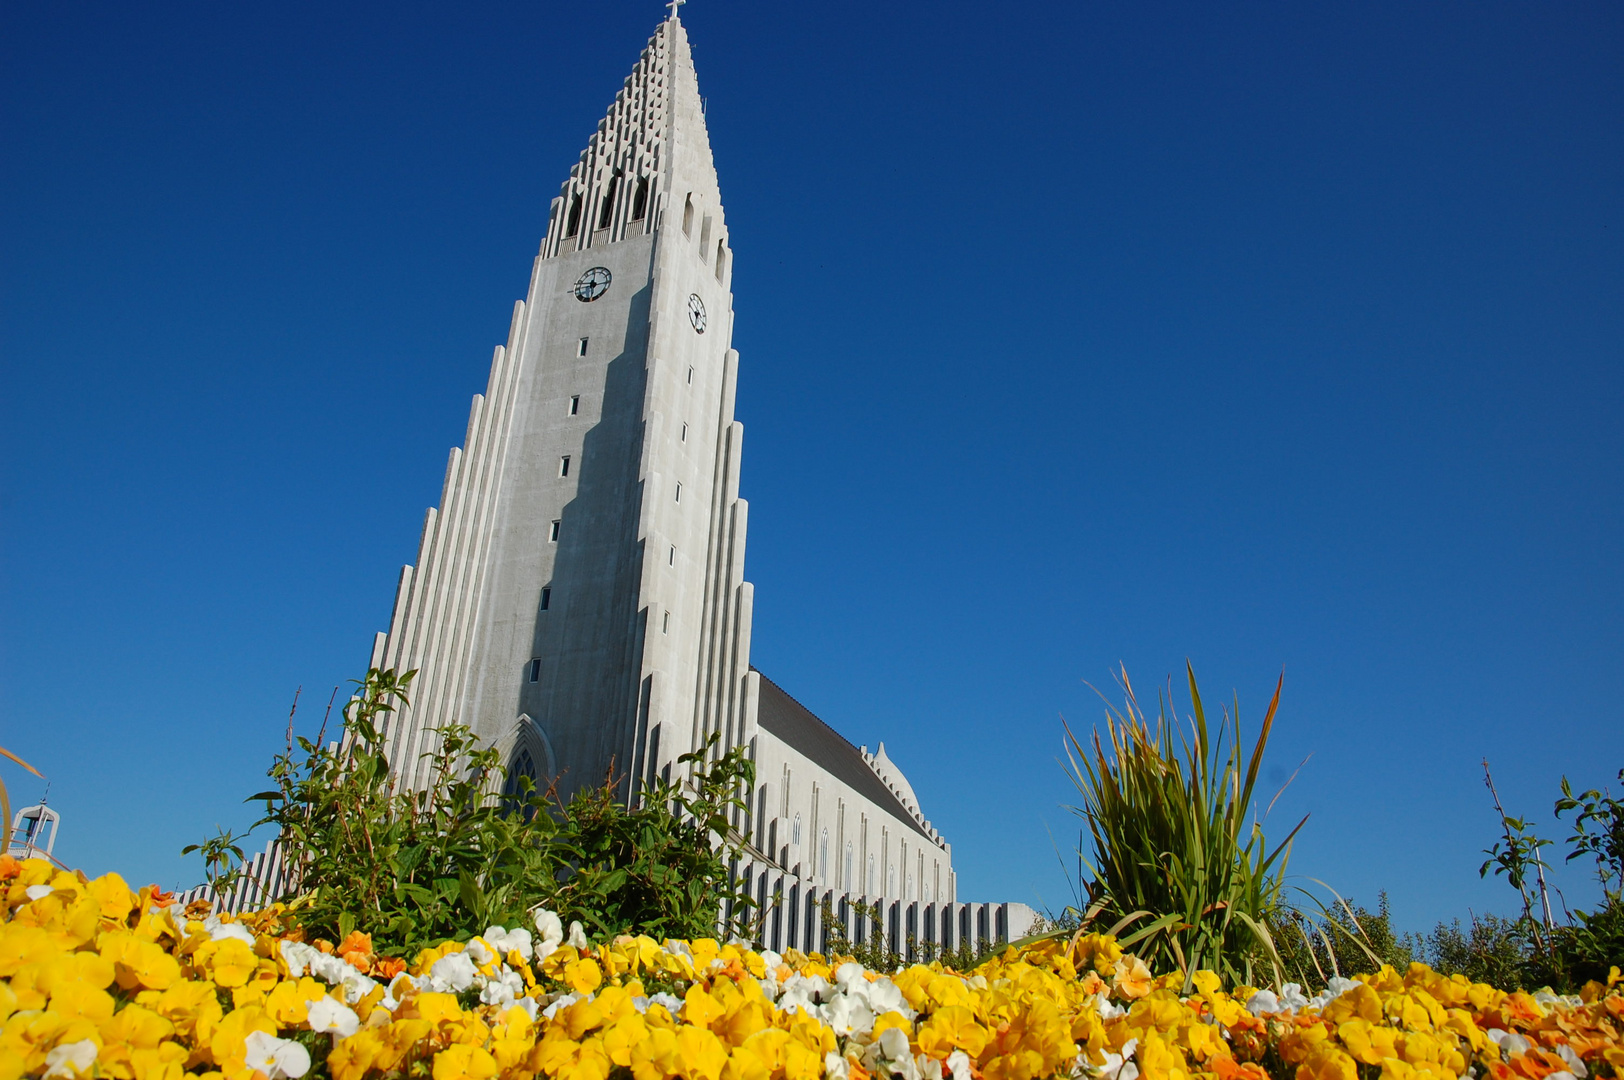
[565,194,582,238]
[867,854,876,896]
[598,173,620,230]
[503,747,538,820]
[630,177,649,221]
[887,863,896,897]
[819,828,829,881]
[844,842,854,890]
[682,195,694,236]
[792,812,801,846]
[715,241,726,282]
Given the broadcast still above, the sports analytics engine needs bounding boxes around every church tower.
[369,11,755,799]
[365,11,960,907]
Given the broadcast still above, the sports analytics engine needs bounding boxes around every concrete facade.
[365,14,955,901]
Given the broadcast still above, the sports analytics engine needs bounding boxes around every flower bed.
[3,859,1621,1080]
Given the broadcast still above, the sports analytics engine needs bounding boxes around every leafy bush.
[196,667,757,953]
[1269,892,1421,984]
[1062,663,1301,989]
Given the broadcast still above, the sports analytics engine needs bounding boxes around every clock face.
[573,267,612,302]
[687,293,707,334]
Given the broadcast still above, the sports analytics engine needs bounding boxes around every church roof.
[752,670,935,843]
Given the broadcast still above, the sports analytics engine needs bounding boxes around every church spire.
[541,14,722,260]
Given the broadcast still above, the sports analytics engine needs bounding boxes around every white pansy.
[243,1030,312,1080]
[1245,989,1281,1016]
[308,997,361,1038]
[826,1052,852,1080]
[532,908,565,958]
[866,976,912,1017]
[203,915,258,945]
[514,995,541,1021]
[567,921,588,949]
[1488,1030,1533,1059]
[542,992,583,1020]
[947,1051,974,1080]
[760,949,783,970]
[1097,1038,1140,1080]
[1278,984,1311,1013]
[1554,1044,1589,1078]
[43,1040,97,1079]
[281,940,317,977]
[834,962,868,993]
[339,970,379,1005]
[650,991,684,1016]
[822,991,875,1036]
[429,950,479,993]
[923,1056,945,1080]
[465,938,496,968]
[480,968,526,1007]
[24,884,54,902]
[1096,996,1127,1021]
[485,925,535,961]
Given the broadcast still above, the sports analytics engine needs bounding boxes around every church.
[364,9,959,909]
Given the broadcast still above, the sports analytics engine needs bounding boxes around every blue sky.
[3,0,1620,936]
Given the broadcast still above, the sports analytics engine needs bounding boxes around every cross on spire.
[666,0,685,19]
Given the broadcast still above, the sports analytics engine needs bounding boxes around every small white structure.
[7,803,59,860]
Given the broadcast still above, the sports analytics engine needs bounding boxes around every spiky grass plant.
[1063,663,1302,989]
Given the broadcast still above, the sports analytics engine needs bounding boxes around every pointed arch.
[565,194,583,238]
[682,194,694,236]
[598,172,621,230]
[630,177,649,221]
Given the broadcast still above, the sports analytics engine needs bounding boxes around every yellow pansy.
[433,1042,499,1080]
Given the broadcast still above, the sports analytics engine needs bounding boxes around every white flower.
[480,968,526,1007]
[649,991,684,1016]
[1487,1030,1533,1060]
[532,908,565,952]
[759,949,783,970]
[485,925,535,961]
[203,915,258,945]
[567,921,588,949]
[865,976,912,1017]
[25,884,54,902]
[922,1057,944,1080]
[947,1051,974,1080]
[281,940,317,977]
[1099,1039,1140,1080]
[542,992,582,1019]
[1245,990,1282,1017]
[1554,1045,1589,1078]
[243,1030,312,1079]
[826,1052,852,1080]
[338,970,379,1005]
[822,991,875,1036]
[43,1040,97,1079]
[429,950,479,993]
[308,997,361,1037]
[465,938,496,968]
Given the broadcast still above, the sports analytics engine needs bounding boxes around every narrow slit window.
[715,241,727,282]
[598,172,620,230]
[528,658,542,683]
[559,456,570,478]
[662,611,670,634]
[565,194,582,238]
[680,422,688,441]
[540,587,551,611]
[568,395,580,416]
[668,545,675,566]
[674,482,682,503]
[630,176,649,221]
[577,337,588,357]
[549,520,561,542]
[682,195,694,236]
[686,366,694,385]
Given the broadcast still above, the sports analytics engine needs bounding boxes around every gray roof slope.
[752,669,933,842]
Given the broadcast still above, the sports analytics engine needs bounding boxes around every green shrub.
[1062,663,1301,989]
[194,668,756,954]
[1269,893,1420,984]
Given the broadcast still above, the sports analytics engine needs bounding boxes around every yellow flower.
[1297,1044,1359,1080]
[1112,956,1154,1000]
[194,938,258,989]
[674,1024,729,1080]
[1073,933,1125,977]
[564,957,604,995]
[1324,983,1383,1025]
[1338,1019,1399,1065]
[207,1003,276,1075]
[86,873,138,924]
[101,931,182,991]
[682,984,727,1028]
[432,1043,499,1080]
[263,977,329,1026]
[919,1004,989,1058]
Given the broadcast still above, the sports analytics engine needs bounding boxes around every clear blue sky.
[3,0,1620,936]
